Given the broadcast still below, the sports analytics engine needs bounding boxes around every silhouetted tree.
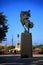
[0,12,8,43]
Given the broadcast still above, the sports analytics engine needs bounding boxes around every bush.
[39,51,43,54]
[0,51,2,55]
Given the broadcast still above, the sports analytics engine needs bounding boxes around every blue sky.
[0,0,43,45]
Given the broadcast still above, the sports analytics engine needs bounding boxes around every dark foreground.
[0,54,43,65]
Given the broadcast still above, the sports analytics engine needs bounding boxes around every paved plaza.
[0,54,43,65]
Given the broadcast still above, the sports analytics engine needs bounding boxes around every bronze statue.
[20,10,34,32]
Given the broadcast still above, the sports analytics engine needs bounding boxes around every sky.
[0,0,43,45]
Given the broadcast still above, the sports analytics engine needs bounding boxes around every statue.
[20,10,34,58]
[20,10,34,32]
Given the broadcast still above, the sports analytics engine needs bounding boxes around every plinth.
[21,32,32,58]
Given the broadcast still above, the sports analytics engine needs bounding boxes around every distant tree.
[32,45,36,50]
[0,46,4,50]
[6,46,15,50]
[32,44,43,51]
[0,12,8,43]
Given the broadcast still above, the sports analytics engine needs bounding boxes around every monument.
[20,10,34,58]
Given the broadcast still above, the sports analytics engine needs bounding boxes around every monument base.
[21,32,32,58]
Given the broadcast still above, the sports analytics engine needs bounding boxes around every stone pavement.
[1,60,43,65]
[0,54,43,65]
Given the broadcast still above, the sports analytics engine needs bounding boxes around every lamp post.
[12,34,13,46]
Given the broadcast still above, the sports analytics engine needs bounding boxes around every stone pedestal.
[21,32,32,58]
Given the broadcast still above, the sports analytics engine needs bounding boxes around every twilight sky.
[0,0,43,45]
